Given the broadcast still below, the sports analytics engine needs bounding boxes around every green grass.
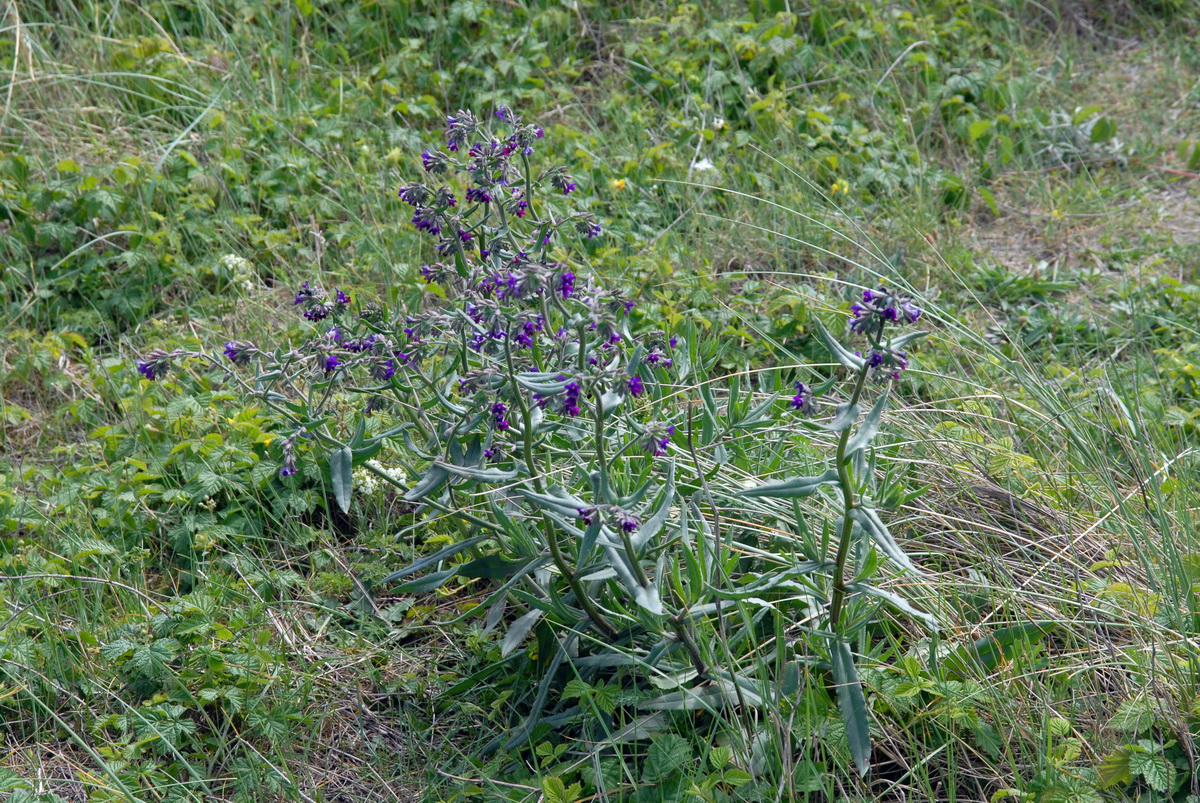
[2,0,1200,800]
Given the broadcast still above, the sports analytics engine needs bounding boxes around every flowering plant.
[136,109,931,780]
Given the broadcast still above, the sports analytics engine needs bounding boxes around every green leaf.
[440,462,521,483]
[735,468,839,499]
[978,187,1000,216]
[1098,745,1136,788]
[541,775,582,803]
[642,733,692,783]
[456,554,527,580]
[849,507,921,574]
[844,391,888,456]
[943,622,1054,678]
[1130,749,1173,792]
[830,639,871,777]
[403,464,449,501]
[1090,117,1117,143]
[847,583,937,630]
[393,567,458,594]
[816,320,864,371]
[330,446,352,513]
[500,609,544,657]
[380,535,491,585]
[818,403,860,432]
[1109,697,1158,734]
[968,119,993,143]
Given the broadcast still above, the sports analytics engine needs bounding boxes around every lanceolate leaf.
[850,506,921,575]
[818,403,860,432]
[847,583,937,630]
[735,468,840,499]
[887,330,928,352]
[403,464,450,501]
[845,391,888,456]
[379,535,491,584]
[500,609,544,657]
[330,446,353,513]
[817,320,865,371]
[393,566,458,594]
[830,639,871,777]
[439,462,521,483]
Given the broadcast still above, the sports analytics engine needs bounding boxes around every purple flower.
[294,281,316,305]
[373,359,396,381]
[623,300,635,315]
[223,341,253,365]
[492,402,511,431]
[137,360,160,381]
[465,187,492,204]
[902,301,922,323]
[398,184,431,207]
[791,381,814,415]
[628,376,645,397]
[669,336,679,349]
[411,207,442,237]
[279,430,303,476]
[645,424,675,457]
[560,272,575,299]
[563,381,582,416]
[563,182,576,195]
[577,507,596,526]
[459,229,472,243]
[617,510,641,533]
[336,290,349,305]
[304,304,330,322]
[324,355,341,373]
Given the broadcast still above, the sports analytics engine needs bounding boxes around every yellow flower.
[1051,209,1062,220]
[611,178,627,191]
[830,180,850,195]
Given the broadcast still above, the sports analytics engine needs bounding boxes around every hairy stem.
[827,363,873,632]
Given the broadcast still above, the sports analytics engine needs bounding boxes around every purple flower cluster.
[791,381,815,414]
[847,286,922,380]
[644,423,675,457]
[848,286,921,339]
[293,282,350,322]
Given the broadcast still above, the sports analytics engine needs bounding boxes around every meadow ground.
[2,1,1200,801]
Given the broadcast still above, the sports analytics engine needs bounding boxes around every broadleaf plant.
[136,108,934,784]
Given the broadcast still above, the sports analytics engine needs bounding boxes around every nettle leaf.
[541,775,582,803]
[642,733,692,784]
[1129,749,1174,792]
[1109,697,1159,734]
[736,468,839,499]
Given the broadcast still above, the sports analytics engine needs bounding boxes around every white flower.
[692,158,715,173]
[713,117,726,130]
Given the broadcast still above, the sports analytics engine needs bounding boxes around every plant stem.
[827,363,873,632]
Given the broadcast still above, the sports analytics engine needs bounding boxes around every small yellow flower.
[830,180,850,196]
[1051,209,1062,220]
[611,178,627,191]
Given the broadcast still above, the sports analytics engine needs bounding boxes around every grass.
[2,0,1200,800]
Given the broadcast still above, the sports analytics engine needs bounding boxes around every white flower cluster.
[217,253,256,292]
[353,461,409,496]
